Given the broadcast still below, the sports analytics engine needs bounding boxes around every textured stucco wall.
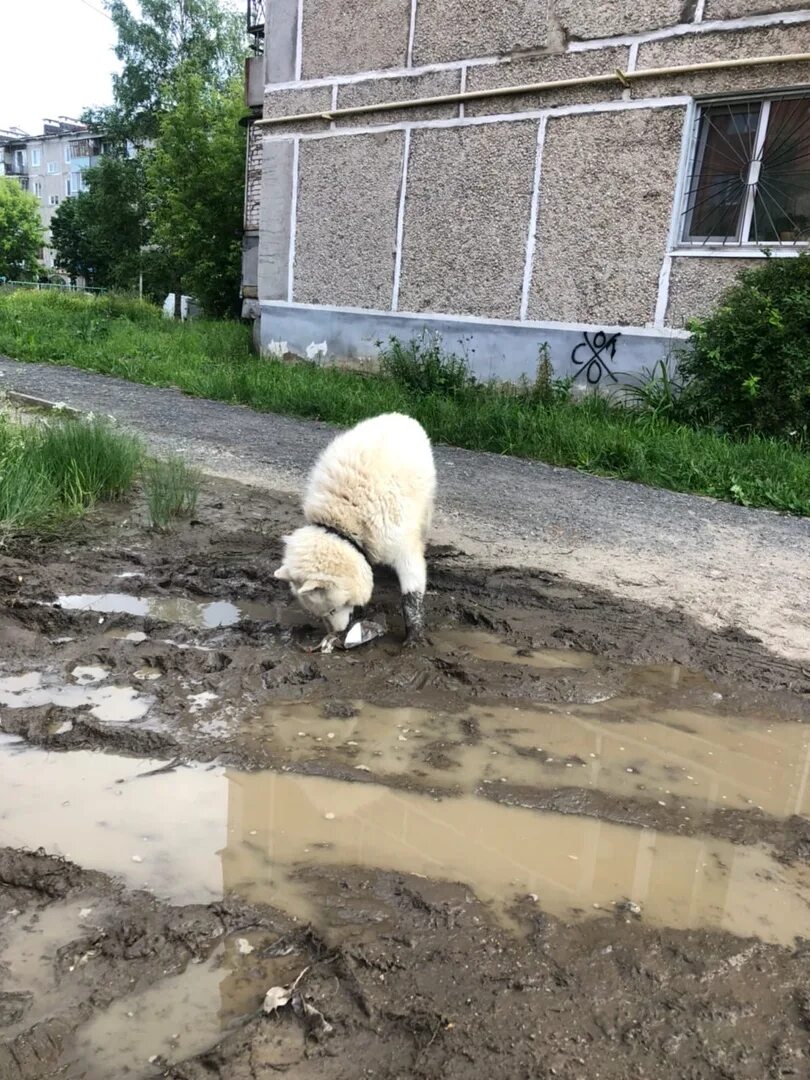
[294,132,405,308]
[398,122,538,319]
[530,107,686,325]
[704,0,808,17]
[336,70,461,127]
[553,0,686,40]
[412,0,553,66]
[257,140,296,302]
[301,0,411,78]
[635,23,810,96]
[465,46,629,116]
[666,258,762,327]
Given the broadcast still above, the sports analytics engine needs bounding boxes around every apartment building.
[240,1,810,383]
[0,120,105,275]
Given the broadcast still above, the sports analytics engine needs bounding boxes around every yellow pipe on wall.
[256,51,810,128]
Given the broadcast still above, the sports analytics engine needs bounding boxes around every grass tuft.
[143,456,202,531]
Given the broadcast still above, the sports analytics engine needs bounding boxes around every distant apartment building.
[240,1,810,382]
[0,120,105,276]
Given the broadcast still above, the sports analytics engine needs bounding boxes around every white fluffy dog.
[274,413,435,645]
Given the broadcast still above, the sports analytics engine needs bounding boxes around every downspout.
[256,51,810,128]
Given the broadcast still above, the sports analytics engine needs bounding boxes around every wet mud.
[1,478,809,1078]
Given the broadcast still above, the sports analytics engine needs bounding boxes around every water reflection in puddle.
[0,671,151,723]
[57,593,278,628]
[435,629,595,670]
[1,742,808,947]
[258,699,810,818]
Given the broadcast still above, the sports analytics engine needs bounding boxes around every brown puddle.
[1,737,808,947]
[56,593,278,628]
[435,629,595,670]
[259,698,810,818]
[0,671,152,724]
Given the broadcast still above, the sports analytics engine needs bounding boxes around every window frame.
[30,147,41,168]
[674,90,810,255]
[46,161,58,175]
[48,194,60,207]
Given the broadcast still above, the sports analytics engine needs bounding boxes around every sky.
[0,0,137,136]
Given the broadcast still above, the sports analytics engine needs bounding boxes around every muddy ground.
[1,477,809,1079]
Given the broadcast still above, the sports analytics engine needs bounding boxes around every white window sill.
[670,246,807,258]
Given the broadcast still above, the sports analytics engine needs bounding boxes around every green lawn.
[0,289,808,516]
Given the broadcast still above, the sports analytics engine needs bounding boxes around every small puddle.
[258,699,810,818]
[56,593,278,629]
[0,741,808,947]
[436,629,595,670]
[0,671,151,724]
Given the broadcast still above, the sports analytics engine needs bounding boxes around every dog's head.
[274,527,373,633]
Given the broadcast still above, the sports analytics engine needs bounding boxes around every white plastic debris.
[236,938,254,956]
[342,619,386,649]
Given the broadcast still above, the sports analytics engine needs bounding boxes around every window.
[12,149,25,172]
[47,161,58,174]
[65,177,72,196]
[30,147,41,167]
[681,94,810,246]
[48,194,60,207]
[64,143,72,163]
[33,181,42,197]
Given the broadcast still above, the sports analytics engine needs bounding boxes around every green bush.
[378,332,476,396]
[679,253,810,439]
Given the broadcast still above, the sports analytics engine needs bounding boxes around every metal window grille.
[681,94,810,246]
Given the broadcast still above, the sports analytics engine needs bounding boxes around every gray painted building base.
[257,303,687,387]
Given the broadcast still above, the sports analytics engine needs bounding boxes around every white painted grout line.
[330,83,338,129]
[694,0,707,23]
[626,41,639,71]
[294,0,304,82]
[653,255,673,328]
[458,64,467,119]
[262,94,691,143]
[264,9,810,93]
[259,298,692,339]
[287,139,300,303]
[391,129,411,312]
[520,117,547,322]
[407,0,417,67]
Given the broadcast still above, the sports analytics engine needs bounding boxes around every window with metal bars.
[680,95,810,247]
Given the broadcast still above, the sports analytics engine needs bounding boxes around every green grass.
[1,289,808,516]
[143,456,202,531]
[0,412,144,535]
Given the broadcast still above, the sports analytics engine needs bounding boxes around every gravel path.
[1,356,807,661]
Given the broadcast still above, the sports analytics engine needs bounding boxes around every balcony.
[247,0,265,53]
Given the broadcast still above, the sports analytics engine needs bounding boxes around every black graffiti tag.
[571,331,621,385]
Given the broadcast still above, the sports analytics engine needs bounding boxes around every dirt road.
[1,463,809,1078]
[1,356,808,663]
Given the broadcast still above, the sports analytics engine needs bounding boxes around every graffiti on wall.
[571,331,621,385]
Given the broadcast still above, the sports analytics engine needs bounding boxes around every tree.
[84,0,243,142]
[147,68,246,316]
[51,156,172,299]
[0,179,43,281]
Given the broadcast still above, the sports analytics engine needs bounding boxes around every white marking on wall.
[520,116,547,322]
[260,298,691,339]
[653,255,673,329]
[263,94,691,144]
[264,9,810,93]
[656,99,697,326]
[694,0,707,22]
[287,139,300,303]
[294,0,304,81]
[391,128,412,313]
[458,64,467,119]
[268,340,289,357]
[305,341,328,359]
[407,0,418,67]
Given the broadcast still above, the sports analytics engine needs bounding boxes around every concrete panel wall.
[294,131,405,308]
[257,140,296,302]
[530,107,686,325]
[413,1,552,66]
[244,124,263,232]
[301,0,411,78]
[666,258,761,327]
[398,122,539,319]
[336,70,462,126]
[704,0,808,17]
[553,0,686,40]
[465,46,629,116]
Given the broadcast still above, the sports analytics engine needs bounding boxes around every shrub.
[378,332,476,396]
[679,253,810,439]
